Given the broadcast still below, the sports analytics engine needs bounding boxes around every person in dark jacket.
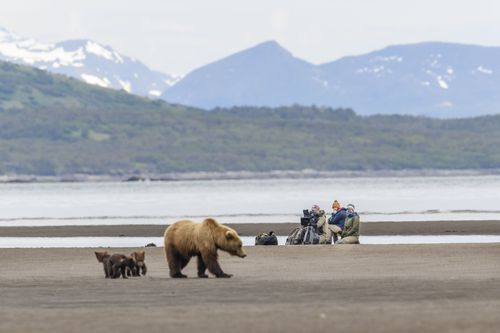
[328,200,347,243]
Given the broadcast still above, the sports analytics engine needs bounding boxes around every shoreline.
[1,168,500,183]
[1,220,500,237]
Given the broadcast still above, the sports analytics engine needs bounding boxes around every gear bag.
[285,227,303,245]
[285,226,319,245]
[302,225,320,244]
[255,232,278,245]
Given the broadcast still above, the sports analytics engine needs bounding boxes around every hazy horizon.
[1,1,499,74]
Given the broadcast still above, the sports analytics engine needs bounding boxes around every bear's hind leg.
[171,256,189,278]
[120,264,129,279]
[102,262,110,278]
[197,254,208,278]
[202,252,232,278]
[166,246,188,278]
[179,255,190,269]
[110,263,122,279]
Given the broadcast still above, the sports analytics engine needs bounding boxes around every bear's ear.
[95,251,107,262]
[225,231,234,240]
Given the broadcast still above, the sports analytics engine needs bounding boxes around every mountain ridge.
[2,60,500,175]
[2,24,500,118]
[163,40,500,118]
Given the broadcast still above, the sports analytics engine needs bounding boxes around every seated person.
[337,204,360,244]
[311,204,331,244]
[328,200,347,243]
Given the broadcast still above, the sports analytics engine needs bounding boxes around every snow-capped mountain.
[318,42,500,117]
[163,41,500,117]
[0,26,181,97]
[3,24,499,118]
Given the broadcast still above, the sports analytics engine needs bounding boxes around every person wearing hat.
[311,204,331,244]
[337,204,360,244]
[328,200,347,243]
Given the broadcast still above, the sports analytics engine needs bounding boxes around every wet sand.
[1,244,500,333]
[2,220,500,237]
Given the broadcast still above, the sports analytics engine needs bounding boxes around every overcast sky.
[1,0,499,74]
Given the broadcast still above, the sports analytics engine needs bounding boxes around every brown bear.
[163,218,246,278]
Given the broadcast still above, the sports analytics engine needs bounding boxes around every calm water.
[1,235,500,248]
[1,175,500,227]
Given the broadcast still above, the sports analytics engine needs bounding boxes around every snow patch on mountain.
[477,66,493,75]
[118,79,132,93]
[437,76,449,89]
[149,90,162,97]
[0,26,178,97]
[356,65,389,75]
[0,40,85,66]
[165,74,184,86]
[312,76,329,87]
[370,55,403,63]
[81,74,111,88]
[85,41,113,60]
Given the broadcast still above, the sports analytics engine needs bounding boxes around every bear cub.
[129,251,147,276]
[94,251,141,279]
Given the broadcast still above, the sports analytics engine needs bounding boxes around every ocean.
[1,175,499,227]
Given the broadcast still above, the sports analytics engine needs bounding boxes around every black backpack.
[255,231,278,245]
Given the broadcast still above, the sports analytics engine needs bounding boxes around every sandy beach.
[2,220,500,237]
[1,243,500,333]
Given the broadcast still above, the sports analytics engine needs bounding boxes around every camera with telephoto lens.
[300,209,319,227]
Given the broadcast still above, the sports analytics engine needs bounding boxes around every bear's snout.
[237,248,247,258]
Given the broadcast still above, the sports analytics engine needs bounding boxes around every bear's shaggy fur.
[130,251,147,276]
[95,251,111,278]
[163,218,246,278]
[94,251,135,279]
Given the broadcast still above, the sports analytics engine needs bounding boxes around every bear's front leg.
[197,254,208,278]
[132,264,140,276]
[102,263,110,278]
[202,252,232,278]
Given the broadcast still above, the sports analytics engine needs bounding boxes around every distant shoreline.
[2,220,500,237]
[1,168,500,184]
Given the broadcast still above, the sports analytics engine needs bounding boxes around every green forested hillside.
[1,61,500,176]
